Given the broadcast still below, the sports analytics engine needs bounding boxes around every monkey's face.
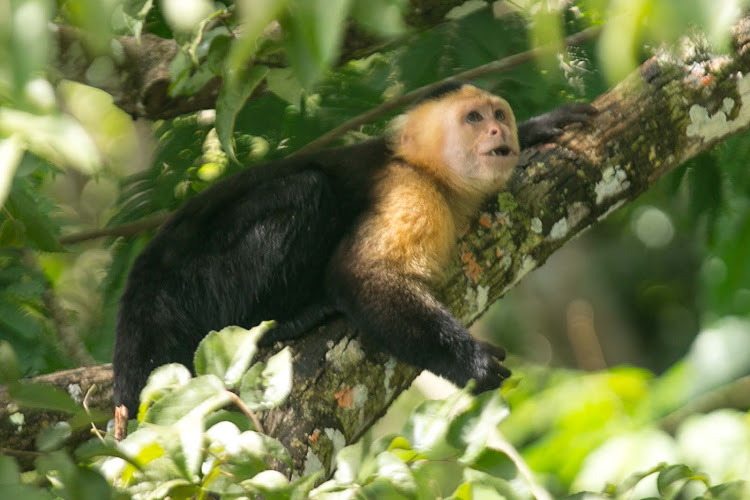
[441,91,520,188]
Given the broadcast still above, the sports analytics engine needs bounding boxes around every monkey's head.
[394,84,520,193]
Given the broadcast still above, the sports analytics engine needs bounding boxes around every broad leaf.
[143,374,231,425]
[215,65,269,163]
[239,346,292,411]
[137,363,193,420]
[194,323,272,387]
[8,381,80,414]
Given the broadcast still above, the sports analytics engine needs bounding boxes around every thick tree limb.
[5,17,750,477]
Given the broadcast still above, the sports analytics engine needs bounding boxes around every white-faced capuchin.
[113,82,595,414]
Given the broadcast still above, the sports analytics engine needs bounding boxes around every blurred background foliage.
[2,0,750,497]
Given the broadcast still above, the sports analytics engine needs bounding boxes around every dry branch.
[5,16,750,477]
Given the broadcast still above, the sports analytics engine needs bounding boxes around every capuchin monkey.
[113,82,595,414]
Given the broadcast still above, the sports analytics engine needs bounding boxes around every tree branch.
[51,0,473,120]
[5,16,750,478]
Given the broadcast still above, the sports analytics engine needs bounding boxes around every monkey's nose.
[489,127,499,136]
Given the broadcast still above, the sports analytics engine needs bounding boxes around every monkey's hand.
[518,103,597,149]
[471,341,512,393]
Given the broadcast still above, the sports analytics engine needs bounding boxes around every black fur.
[417,81,466,104]
[113,103,595,414]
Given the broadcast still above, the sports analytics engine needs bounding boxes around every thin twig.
[295,26,602,155]
[83,384,106,443]
[0,447,42,458]
[58,213,169,245]
[226,391,264,434]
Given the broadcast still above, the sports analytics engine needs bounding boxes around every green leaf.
[193,323,272,387]
[239,346,292,411]
[332,443,364,484]
[0,455,20,486]
[241,470,292,500]
[447,390,510,464]
[8,0,53,96]
[285,0,351,89]
[8,381,80,414]
[36,450,113,500]
[0,341,21,384]
[0,485,53,500]
[175,413,205,478]
[350,0,406,37]
[657,464,693,494]
[143,374,231,425]
[0,135,24,206]
[266,68,304,106]
[226,0,290,73]
[375,451,416,497]
[0,219,27,248]
[706,480,749,500]
[215,65,269,163]
[0,110,100,175]
[4,187,65,252]
[403,395,465,459]
[35,421,72,452]
[137,363,193,420]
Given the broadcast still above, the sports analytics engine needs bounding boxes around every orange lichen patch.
[461,249,482,283]
[495,247,504,260]
[308,429,321,444]
[334,385,354,408]
[701,75,715,86]
[479,213,492,228]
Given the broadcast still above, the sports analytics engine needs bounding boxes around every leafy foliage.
[2,325,748,498]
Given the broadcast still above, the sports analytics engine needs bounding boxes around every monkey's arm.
[328,264,510,392]
[518,103,597,149]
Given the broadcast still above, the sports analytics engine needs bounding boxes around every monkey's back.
[113,139,390,413]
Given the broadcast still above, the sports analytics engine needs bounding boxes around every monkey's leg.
[328,265,510,392]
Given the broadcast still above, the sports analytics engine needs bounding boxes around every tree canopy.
[2,1,750,499]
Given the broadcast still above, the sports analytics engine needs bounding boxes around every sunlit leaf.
[8,0,52,96]
[0,110,100,175]
[447,390,509,464]
[241,470,292,500]
[374,451,416,497]
[143,374,231,425]
[0,136,24,206]
[137,363,193,421]
[193,323,272,387]
[239,346,292,411]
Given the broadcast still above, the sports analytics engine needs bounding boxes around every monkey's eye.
[494,109,506,121]
[466,111,483,123]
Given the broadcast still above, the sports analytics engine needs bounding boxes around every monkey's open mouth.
[488,145,513,157]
